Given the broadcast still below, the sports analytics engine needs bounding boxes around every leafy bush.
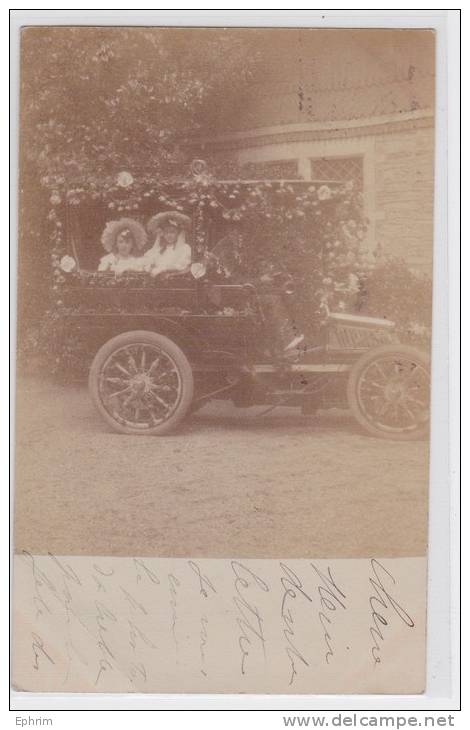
[356,257,432,346]
[17,308,88,380]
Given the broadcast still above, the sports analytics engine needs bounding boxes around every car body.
[55,174,430,440]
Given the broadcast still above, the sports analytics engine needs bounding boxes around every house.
[198,29,435,274]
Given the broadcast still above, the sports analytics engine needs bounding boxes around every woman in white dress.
[142,211,192,277]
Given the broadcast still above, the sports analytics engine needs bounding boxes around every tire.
[89,330,194,435]
[347,344,430,441]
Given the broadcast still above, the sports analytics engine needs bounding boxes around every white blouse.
[98,253,143,274]
[142,233,192,277]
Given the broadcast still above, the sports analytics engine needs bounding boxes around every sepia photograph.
[11,23,437,696]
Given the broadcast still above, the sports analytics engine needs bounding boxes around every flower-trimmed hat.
[147,211,192,239]
[100,218,148,253]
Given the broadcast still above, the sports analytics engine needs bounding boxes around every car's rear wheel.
[89,331,194,435]
[347,344,430,440]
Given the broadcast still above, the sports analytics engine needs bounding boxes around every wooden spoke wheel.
[347,344,430,440]
[89,331,194,435]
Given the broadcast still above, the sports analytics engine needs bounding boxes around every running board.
[253,364,350,373]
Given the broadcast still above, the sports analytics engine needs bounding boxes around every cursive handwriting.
[280,563,312,685]
[133,558,160,585]
[48,553,81,585]
[368,558,415,666]
[128,619,157,652]
[31,632,55,671]
[311,563,347,664]
[188,561,216,678]
[15,553,423,691]
[120,586,148,615]
[231,560,270,675]
[92,562,114,593]
[168,573,180,651]
[22,551,57,618]
[199,616,209,677]
[188,560,216,598]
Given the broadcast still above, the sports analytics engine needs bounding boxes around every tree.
[20,26,258,178]
[18,26,260,333]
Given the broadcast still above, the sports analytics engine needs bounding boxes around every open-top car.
[55,172,430,441]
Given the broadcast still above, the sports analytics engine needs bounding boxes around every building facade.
[201,29,435,274]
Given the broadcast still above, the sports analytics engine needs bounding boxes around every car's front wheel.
[89,331,194,435]
[347,344,430,440]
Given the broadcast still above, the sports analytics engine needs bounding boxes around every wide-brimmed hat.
[100,218,148,253]
[147,211,192,238]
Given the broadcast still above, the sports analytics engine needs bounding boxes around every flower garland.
[46,174,370,314]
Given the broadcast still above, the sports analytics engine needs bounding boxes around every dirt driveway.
[13,377,429,558]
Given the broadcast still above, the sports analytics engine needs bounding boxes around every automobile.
[57,176,430,441]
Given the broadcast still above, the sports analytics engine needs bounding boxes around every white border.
[8,8,459,714]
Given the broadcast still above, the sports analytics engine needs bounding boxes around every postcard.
[12,26,435,695]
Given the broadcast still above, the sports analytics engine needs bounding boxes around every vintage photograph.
[12,25,435,695]
[15,26,433,560]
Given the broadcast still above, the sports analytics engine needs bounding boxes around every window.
[241,159,299,180]
[310,155,363,189]
[66,198,194,272]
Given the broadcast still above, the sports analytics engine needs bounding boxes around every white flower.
[116,171,134,188]
[317,185,332,201]
[190,263,206,280]
[59,255,76,273]
[50,192,61,206]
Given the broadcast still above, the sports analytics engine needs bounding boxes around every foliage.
[185,179,369,337]
[50,177,367,304]
[17,308,85,379]
[18,27,260,341]
[356,257,432,346]
[17,27,432,371]
[20,27,259,179]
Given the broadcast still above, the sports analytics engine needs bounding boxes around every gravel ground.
[13,377,429,558]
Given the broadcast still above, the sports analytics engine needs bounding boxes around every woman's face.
[161,225,179,246]
[116,233,133,257]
